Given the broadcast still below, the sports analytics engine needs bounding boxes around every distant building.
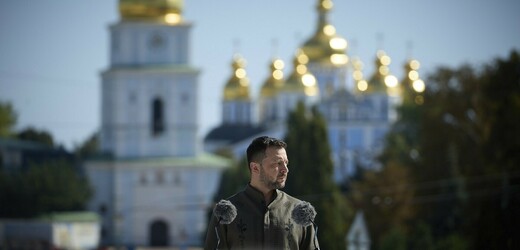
[85,0,229,247]
[0,138,73,173]
[346,211,371,250]
[204,0,425,184]
[0,212,100,250]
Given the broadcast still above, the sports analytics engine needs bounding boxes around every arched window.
[149,220,169,246]
[152,98,165,136]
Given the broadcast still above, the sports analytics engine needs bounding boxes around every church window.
[140,172,147,185]
[148,32,166,50]
[339,106,348,121]
[98,204,107,215]
[156,170,164,184]
[152,98,165,136]
[101,226,108,239]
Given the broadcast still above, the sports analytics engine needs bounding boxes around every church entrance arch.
[149,219,169,246]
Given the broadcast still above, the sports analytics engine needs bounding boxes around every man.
[204,136,319,250]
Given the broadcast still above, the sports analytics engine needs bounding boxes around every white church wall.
[86,160,226,246]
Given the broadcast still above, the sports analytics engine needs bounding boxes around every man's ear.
[250,162,259,174]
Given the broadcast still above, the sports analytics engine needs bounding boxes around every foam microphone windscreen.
[291,201,317,227]
[213,199,237,224]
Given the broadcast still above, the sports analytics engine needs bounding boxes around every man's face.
[258,146,289,190]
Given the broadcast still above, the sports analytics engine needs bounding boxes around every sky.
[1,0,519,149]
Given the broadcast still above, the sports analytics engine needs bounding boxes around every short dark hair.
[246,136,287,166]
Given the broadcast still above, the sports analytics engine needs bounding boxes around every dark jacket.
[204,184,319,250]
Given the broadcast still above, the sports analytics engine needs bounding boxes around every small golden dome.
[119,0,184,24]
[223,55,251,101]
[260,58,285,98]
[352,57,369,93]
[400,59,425,104]
[282,50,319,97]
[365,50,397,93]
[301,0,348,65]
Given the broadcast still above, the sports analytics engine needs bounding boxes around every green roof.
[89,152,231,169]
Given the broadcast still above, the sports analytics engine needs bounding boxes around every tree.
[408,221,435,250]
[0,101,17,138]
[284,102,353,250]
[349,162,415,249]
[0,159,92,218]
[17,127,55,147]
[375,50,520,249]
[464,50,520,250]
[379,227,407,250]
[212,156,250,201]
[347,91,419,248]
[0,102,93,219]
[413,52,520,249]
[74,131,99,159]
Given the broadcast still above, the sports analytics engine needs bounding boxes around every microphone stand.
[214,218,222,250]
[312,221,320,250]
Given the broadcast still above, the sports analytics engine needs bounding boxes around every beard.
[259,165,286,190]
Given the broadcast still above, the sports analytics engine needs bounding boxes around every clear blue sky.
[1,0,519,149]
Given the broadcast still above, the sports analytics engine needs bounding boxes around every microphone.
[213,200,237,249]
[213,199,237,224]
[291,201,320,250]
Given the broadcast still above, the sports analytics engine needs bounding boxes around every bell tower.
[100,0,200,158]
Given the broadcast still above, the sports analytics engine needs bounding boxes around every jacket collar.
[245,183,280,206]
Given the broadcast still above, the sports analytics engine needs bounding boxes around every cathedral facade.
[85,0,426,247]
[205,0,425,183]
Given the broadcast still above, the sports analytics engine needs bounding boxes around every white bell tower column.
[100,16,200,158]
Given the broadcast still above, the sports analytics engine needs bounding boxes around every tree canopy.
[352,50,520,249]
[0,101,93,219]
[0,159,92,218]
[0,102,17,138]
[283,102,353,250]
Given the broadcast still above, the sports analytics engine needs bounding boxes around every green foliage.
[17,127,55,147]
[435,234,468,250]
[368,50,520,249]
[212,157,250,201]
[414,51,520,248]
[408,222,435,250]
[284,102,353,250]
[0,102,17,138]
[478,51,520,175]
[350,162,415,249]
[464,51,520,250]
[379,227,407,250]
[74,132,99,158]
[0,160,92,218]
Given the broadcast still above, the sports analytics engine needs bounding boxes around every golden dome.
[282,50,319,97]
[223,55,251,101]
[119,0,184,24]
[260,58,285,98]
[301,0,348,65]
[364,50,397,93]
[400,59,425,104]
[352,57,369,93]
